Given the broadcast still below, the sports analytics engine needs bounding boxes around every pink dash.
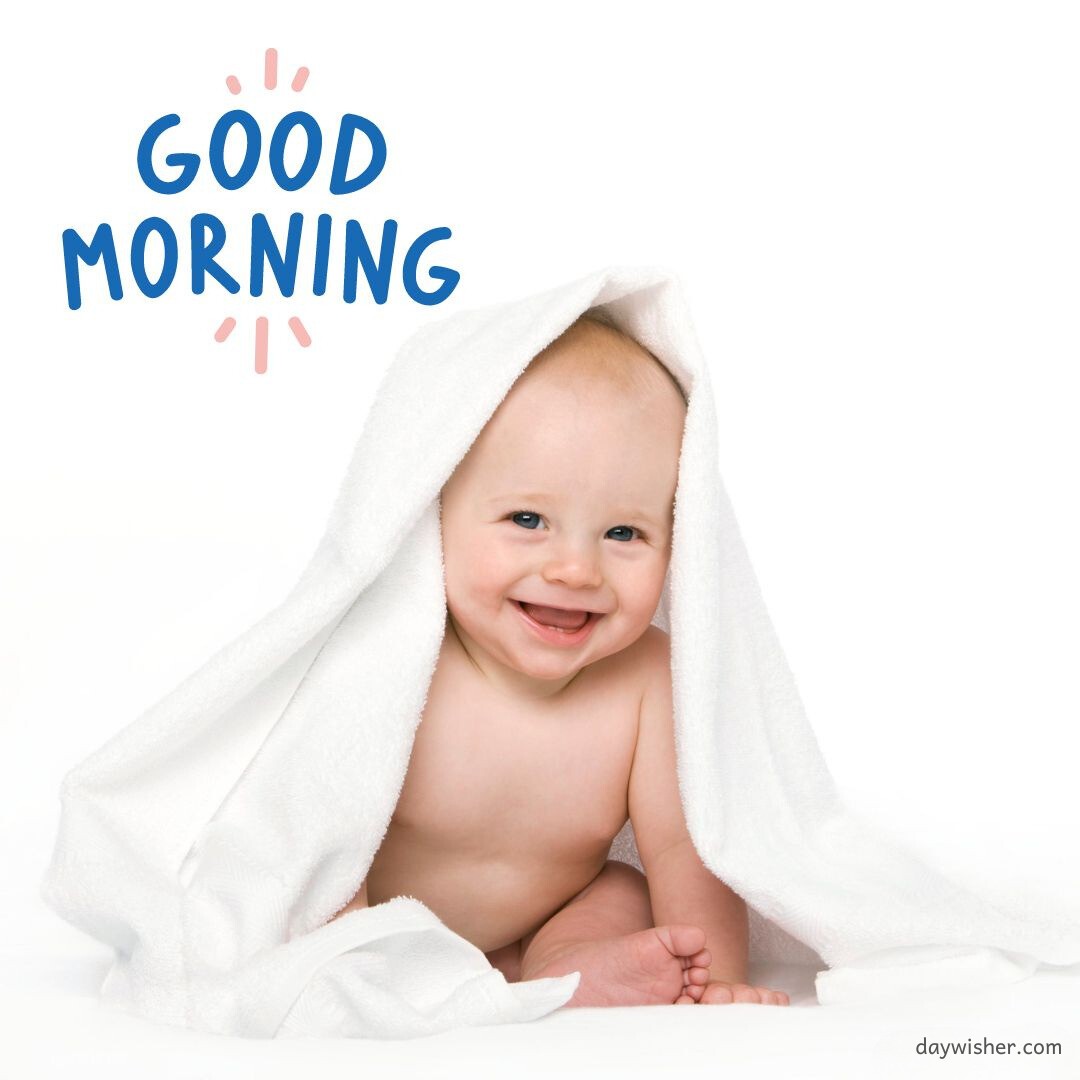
[264,48,278,90]
[288,317,311,347]
[255,317,269,374]
[225,75,242,95]
[291,66,310,92]
[214,317,236,342]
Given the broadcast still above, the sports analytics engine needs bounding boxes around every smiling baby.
[330,314,789,1007]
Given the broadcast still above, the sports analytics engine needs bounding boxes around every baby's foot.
[525,925,711,1007]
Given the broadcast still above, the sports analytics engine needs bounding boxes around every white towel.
[40,266,1080,1039]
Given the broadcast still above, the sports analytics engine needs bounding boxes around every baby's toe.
[685,964,711,986]
[659,924,707,959]
[701,982,734,1005]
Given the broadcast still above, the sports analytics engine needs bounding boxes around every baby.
[331,315,789,1008]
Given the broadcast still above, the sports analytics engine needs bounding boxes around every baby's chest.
[391,691,637,859]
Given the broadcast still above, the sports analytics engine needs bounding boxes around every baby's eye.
[510,511,543,530]
[508,512,642,541]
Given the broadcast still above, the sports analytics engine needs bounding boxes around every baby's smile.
[511,598,603,646]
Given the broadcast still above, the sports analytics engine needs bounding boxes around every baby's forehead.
[445,317,687,492]
[516,315,687,413]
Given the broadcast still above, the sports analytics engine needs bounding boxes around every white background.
[1,0,1078,1073]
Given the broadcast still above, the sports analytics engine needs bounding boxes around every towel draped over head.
[40,266,1080,1039]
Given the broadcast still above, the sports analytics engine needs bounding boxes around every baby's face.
[439,361,684,695]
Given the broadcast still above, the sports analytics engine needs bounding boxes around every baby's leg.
[515,860,711,1007]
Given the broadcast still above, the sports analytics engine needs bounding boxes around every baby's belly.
[326,626,643,951]
[360,818,625,952]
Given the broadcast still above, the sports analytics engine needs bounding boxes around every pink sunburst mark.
[264,48,278,90]
[214,317,237,342]
[255,317,269,374]
[288,317,311,347]
[225,52,309,97]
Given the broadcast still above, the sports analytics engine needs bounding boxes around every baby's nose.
[541,542,603,589]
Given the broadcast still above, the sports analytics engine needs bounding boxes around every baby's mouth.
[512,599,596,632]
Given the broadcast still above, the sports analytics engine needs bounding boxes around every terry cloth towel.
[40,266,1080,1039]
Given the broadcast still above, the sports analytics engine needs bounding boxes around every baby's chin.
[500,625,634,684]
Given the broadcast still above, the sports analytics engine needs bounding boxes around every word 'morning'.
[62,214,459,309]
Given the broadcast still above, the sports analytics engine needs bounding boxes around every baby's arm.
[628,633,788,1005]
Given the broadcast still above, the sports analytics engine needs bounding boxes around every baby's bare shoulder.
[640,623,670,652]
[634,625,672,683]
[595,625,671,719]
[584,623,669,696]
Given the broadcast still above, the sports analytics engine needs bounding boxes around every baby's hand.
[698,981,789,1006]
